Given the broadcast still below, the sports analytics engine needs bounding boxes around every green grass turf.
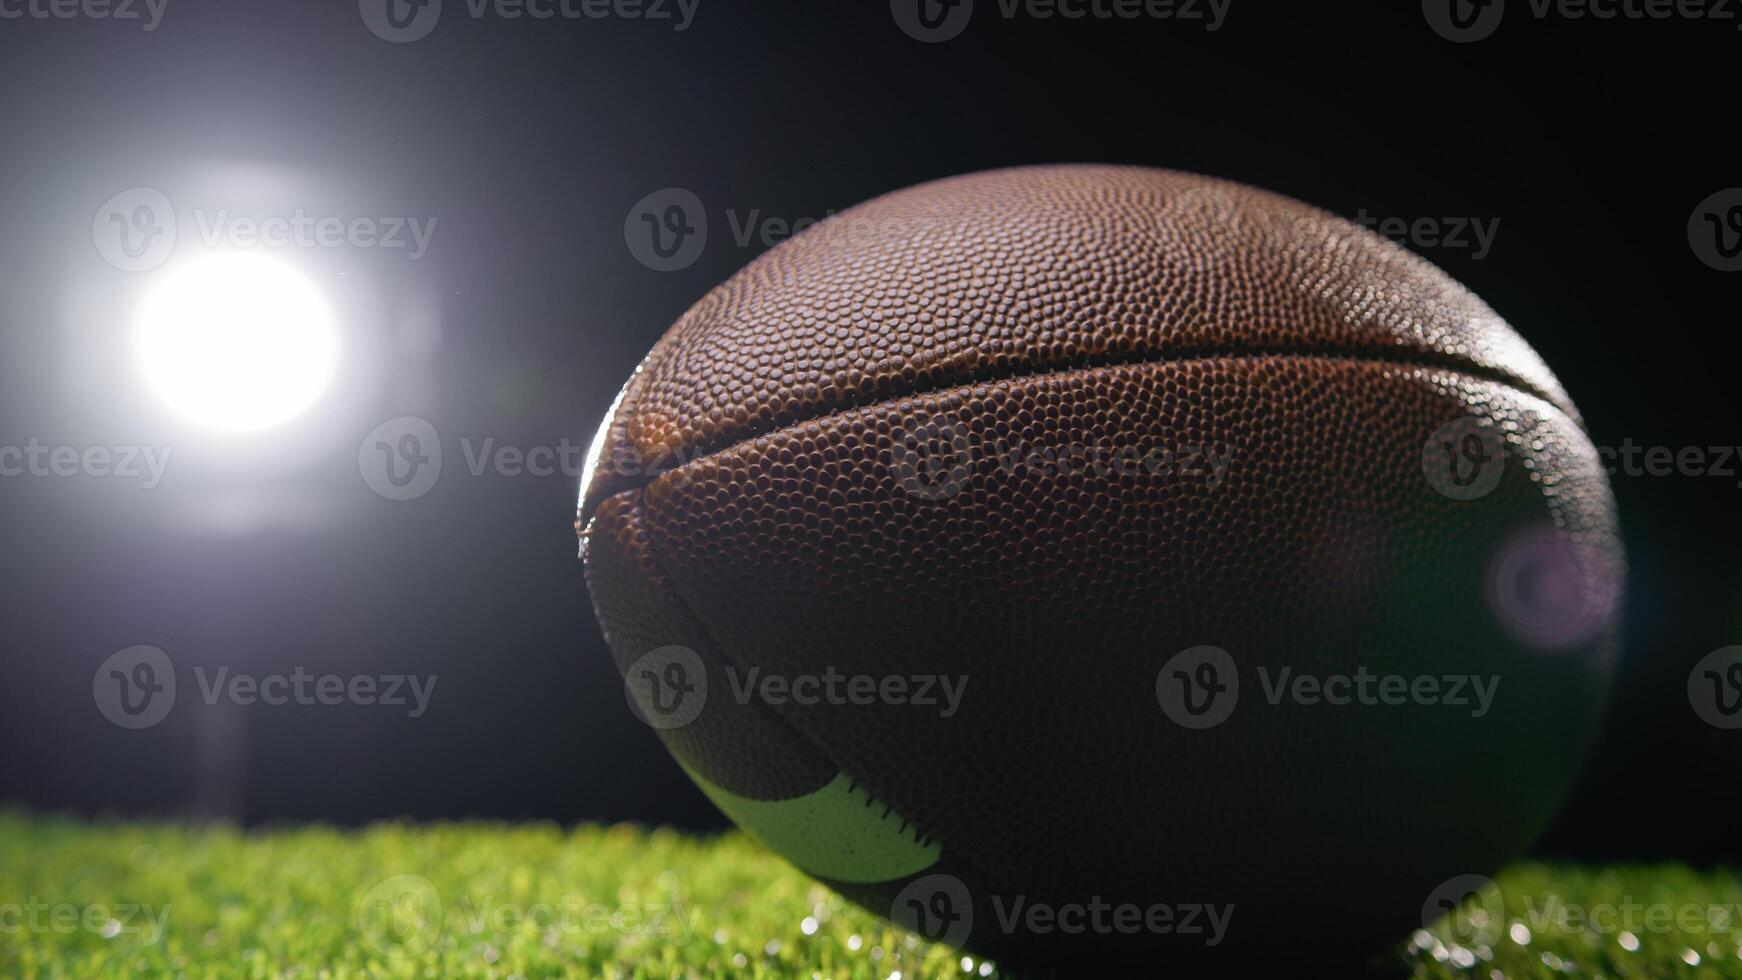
[3,810,1740,978]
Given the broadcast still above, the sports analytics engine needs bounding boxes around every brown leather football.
[578,165,1623,970]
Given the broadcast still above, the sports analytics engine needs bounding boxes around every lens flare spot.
[134,252,339,431]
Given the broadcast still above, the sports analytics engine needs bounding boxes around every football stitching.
[580,348,1576,527]
[626,490,953,872]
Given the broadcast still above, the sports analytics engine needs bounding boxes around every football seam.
[583,352,1597,945]
[843,776,937,850]
[619,482,951,856]
[581,347,1572,526]
[611,481,1129,934]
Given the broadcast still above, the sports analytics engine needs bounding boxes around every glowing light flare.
[133,253,339,431]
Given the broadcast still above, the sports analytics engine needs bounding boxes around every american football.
[578,165,1624,969]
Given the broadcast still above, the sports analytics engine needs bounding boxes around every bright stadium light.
[134,252,340,432]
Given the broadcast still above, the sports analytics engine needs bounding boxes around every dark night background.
[0,0,1735,864]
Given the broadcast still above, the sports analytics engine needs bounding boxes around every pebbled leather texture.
[579,165,1573,520]
[579,165,1623,970]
